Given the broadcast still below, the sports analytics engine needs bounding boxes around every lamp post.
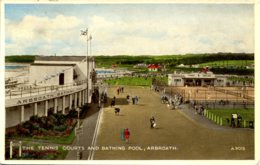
[75,107,83,160]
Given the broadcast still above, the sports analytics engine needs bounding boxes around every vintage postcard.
[1,0,259,164]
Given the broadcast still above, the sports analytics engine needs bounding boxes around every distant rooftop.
[35,56,86,62]
[31,63,76,66]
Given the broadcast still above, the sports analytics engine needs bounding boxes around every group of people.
[111,86,158,143]
[120,116,157,143]
[161,93,183,110]
[193,104,205,115]
[126,95,139,105]
[161,95,169,104]
[229,114,243,128]
[120,128,130,142]
[117,87,124,95]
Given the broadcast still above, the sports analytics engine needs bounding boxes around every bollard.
[214,115,216,122]
[211,113,214,121]
[204,110,207,117]
[10,141,13,159]
[77,150,80,160]
[19,141,22,157]
[244,120,246,128]
[220,117,223,126]
[217,116,219,125]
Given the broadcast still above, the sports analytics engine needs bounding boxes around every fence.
[203,109,254,128]
[153,84,254,107]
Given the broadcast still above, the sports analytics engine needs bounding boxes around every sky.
[4,4,254,56]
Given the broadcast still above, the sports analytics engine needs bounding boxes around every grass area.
[199,60,254,68]
[104,76,168,86]
[208,108,254,127]
[33,130,76,144]
[57,146,69,160]
[105,77,153,86]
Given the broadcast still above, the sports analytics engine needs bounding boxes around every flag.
[81,28,88,35]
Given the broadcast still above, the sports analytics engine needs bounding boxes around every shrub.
[6,129,17,138]
[17,127,30,136]
[39,116,48,127]
[53,125,67,132]
[67,109,77,118]
[53,113,66,125]
[22,121,32,130]
[31,122,40,130]
[48,115,58,125]
[30,115,39,122]
[32,130,43,136]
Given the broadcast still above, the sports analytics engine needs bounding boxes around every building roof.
[169,71,216,79]
[35,56,86,62]
[148,64,160,69]
[31,63,76,66]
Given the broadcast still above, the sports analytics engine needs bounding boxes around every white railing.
[5,80,87,99]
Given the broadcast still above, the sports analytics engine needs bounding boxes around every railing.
[5,80,87,99]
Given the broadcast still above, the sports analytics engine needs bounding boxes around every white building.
[5,56,96,128]
[168,71,219,87]
[168,71,254,87]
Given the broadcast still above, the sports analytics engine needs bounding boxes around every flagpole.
[81,28,89,103]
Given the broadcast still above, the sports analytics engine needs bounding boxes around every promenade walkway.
[92,86,254,160]
[65,104,101,160]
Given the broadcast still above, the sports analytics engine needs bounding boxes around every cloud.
[88,14,253,55]
[5,8,254,56]
[6,14,82,55]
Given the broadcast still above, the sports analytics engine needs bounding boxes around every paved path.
[92,86,254,160]
[65,104,101,160]
[179,104,253,131]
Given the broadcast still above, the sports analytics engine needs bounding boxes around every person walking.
[231,115,236,128]
[135,96,138,105]
[120,129,125,141]
[124,128,130,142]
[150,117,156,128]
[126,95,130,104]
[132,97,135,105]
[237,114,242,128]
[110,96,116,107]
[114,106,120,115]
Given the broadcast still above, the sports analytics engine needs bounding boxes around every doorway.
[59,73,64,85]
[195,79,201,86]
